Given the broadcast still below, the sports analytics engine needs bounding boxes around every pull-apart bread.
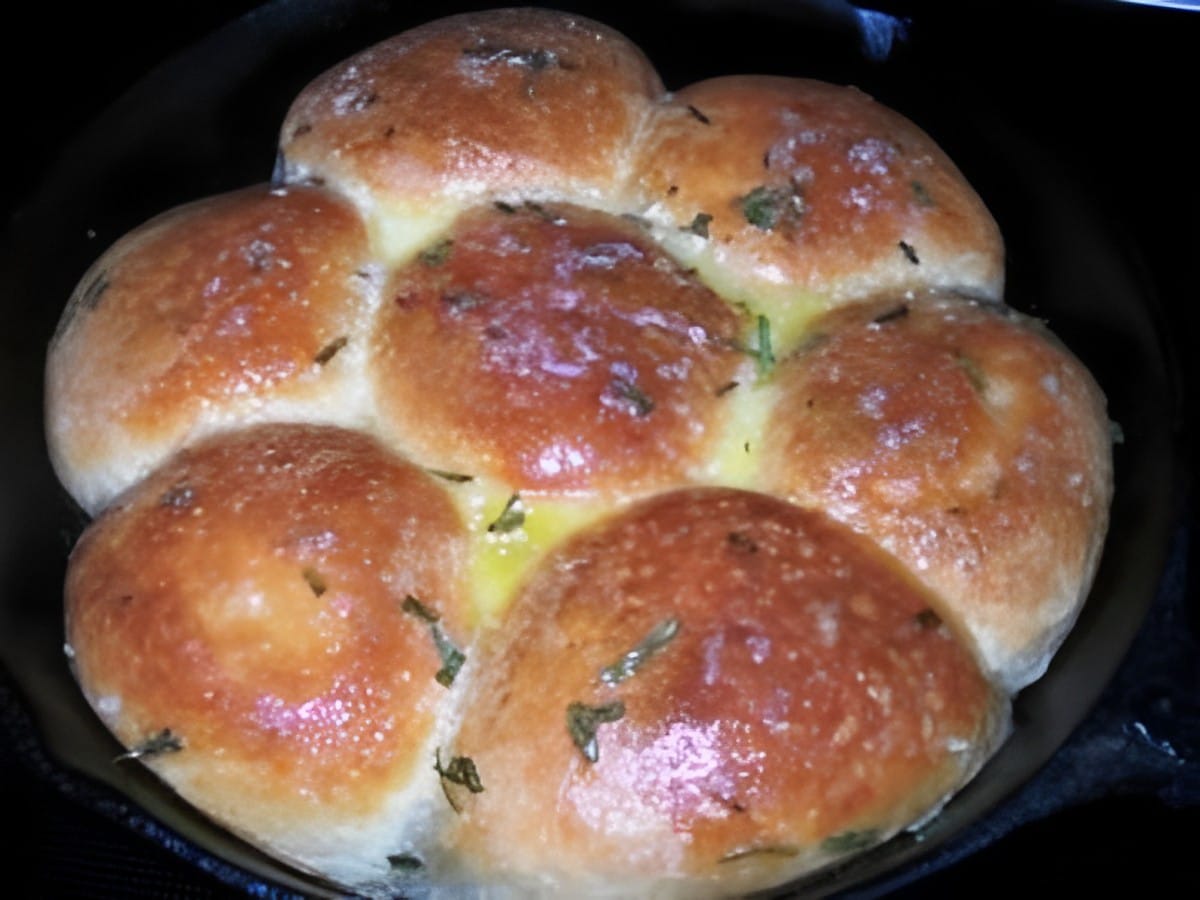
[46,8,1113,897]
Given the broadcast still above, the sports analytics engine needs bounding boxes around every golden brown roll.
[444,487,1007,897]
[64,424,472,888]
[45,184,377,515]
[45,7,1114,898]
[757,293,1112,690]
[370,201,744,495]
[631,76,1004,321]
[277,7,664,263]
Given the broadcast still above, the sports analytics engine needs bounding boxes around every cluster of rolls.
[46,8,1113,898]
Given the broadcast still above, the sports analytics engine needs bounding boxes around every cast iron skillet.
[0,0,1184,896]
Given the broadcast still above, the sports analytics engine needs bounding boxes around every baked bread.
[46,7,1113,898]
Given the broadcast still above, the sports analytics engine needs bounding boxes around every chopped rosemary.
[911,179,935,207]
[402,595,467,687]
[719,843,800,864]
[599,618,680,686]
[715,380,739,397]
[487,493,526,534]
[523,201,565,224]
[566,700,625,763]
[433,642,465,687]
[387,853,424,871]
[752,314,776,378]
[915,608,943,629]
[871,304,909,326]
[402,593,438,623]
[302,567,327,597]
[739,184,803,231]
[436,753,484,791]
[821,829,879,854]
[611,377,655,417]
[442,290,489,315]
[954,352,987,394]
[687,104,711,125]
[114,728,184,763]
[314,335,348,365]
[898,240,920,265]
[424,468,475,483]
[434,750,484,812]
[686,211,713,238]
[418,239,454,267]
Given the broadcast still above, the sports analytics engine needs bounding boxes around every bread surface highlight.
[47,7,1112,898]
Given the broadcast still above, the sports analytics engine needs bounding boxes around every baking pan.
[0,1,1192,896]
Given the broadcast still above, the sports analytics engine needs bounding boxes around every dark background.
[2,1,1197,896]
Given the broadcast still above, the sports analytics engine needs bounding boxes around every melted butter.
[648,225,828,353]
[365,199,460,266]
[696,360,779,490]
[443,477,609,625]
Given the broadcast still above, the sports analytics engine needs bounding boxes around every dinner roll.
[64,424,471,888]
[631,75,1004,328]
[371,200,743,495]
[757,293,1112,690]
[45,185,378,515]
[277,7,663,263]
[444,487,1007,898]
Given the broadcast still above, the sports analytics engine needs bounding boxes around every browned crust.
[446,487,1006,893]
[45,184,375,515]
[278,8,664,214]
[633,76,1004,305]
[64,424,470,879]
[370,202,743,494]
[760,293,1112,689]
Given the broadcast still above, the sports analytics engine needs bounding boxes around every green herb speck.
[114,728,184,763]
[739,184,801,231]
[822,829,879,854]
[566,700,625,763]
[911,180,935,207]
[402,595,466,687]
[434,750,484,812]
[425,468,476,483]
[599,618,680,686]
[871,304,909,326]
[387,853,424,871]
[686,212,713,237]
[314,335,349,365]
[611,378,655,417]
[719,843,800,864]
[954,353,987,394]
[418,239,454,267]
[487,494,526,534]
[753,314,776,378]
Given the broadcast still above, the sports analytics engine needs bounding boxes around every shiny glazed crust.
[64,424,472,885]
[45,185,376,515]
[447,488,1005,896]
[47,7,1112,898]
